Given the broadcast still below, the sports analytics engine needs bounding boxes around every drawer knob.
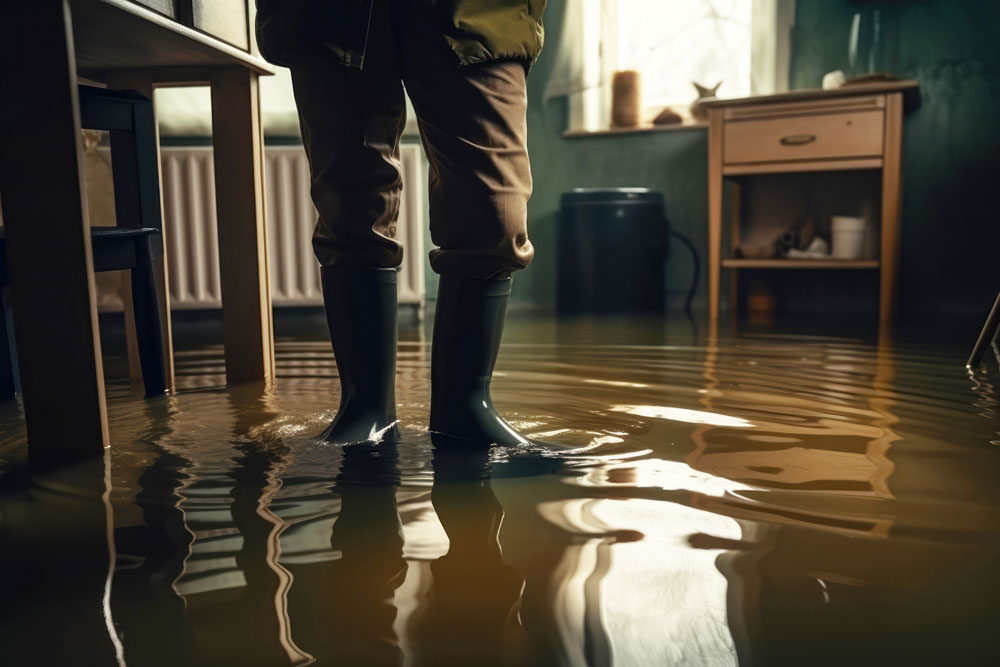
[779,133,817,146]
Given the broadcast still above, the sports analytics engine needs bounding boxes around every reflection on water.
[1,317,1000,665]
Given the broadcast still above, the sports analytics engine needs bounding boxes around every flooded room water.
[2,316,999,666]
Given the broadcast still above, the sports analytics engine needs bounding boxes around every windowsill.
[563,120,708,138]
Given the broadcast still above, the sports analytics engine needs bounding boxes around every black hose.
[668,228,700,316]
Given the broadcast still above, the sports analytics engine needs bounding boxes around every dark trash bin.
[558,188,670,314]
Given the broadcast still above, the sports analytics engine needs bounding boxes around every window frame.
[571,0,795,131]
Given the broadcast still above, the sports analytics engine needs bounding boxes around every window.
[611,0,753,109]
[558,0,794,132]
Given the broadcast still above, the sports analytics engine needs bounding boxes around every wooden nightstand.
[704,81,919,325]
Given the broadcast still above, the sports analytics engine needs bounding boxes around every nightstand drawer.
[724,110,884,164]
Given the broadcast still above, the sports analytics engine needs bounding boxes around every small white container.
[831,216,867,259]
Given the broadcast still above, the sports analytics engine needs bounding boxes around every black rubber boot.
[319,267,398,443]
[429,276,531,446]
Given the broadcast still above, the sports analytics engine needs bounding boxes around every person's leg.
[289,0,405,442]
[403,64,534,280]
[399,8,538,445]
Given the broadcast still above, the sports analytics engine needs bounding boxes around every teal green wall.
[790,0,1000,316]
[512,0,1000,316]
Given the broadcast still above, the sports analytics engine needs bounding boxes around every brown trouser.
[289,0,535,280]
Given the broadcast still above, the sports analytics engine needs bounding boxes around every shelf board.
[722,258,880,269]
[723,157,882,176]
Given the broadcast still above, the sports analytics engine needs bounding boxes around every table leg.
[0,0,109,465]
[727,179,741,320]
[210,68,276,385]
[729,269,740,320]
[880,92,904,327]
[708,110,725,324]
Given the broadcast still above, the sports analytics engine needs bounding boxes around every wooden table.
[703,81,920,327]
[0,0,276,466]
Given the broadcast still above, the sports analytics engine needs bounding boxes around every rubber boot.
[319,266,398,443]
[429,276,530,446]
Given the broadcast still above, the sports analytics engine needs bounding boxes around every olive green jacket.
[256,0,545,70]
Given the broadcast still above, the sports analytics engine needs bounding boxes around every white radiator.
[139,144,426,309]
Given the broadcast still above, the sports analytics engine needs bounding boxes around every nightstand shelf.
[722,158,883,176]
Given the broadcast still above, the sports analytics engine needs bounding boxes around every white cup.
[830,216,867,259]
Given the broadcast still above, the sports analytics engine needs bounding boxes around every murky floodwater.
[2,316,999,666]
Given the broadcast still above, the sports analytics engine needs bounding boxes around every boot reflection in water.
[301,442,407,664]
[416,438,528,665]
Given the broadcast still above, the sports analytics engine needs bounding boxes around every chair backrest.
[77,86,163,248]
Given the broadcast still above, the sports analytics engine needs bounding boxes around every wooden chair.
[968,290,1000,369]
[0,86,166,398]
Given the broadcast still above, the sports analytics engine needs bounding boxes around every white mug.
[830,216,867,259]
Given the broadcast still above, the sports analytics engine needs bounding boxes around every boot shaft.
[431,276,511,398]
[321,267,398,408]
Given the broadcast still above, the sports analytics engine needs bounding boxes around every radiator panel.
[263,146,321,307]
[163,149,222,308]
[100,144,426,311]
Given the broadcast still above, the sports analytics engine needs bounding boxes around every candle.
[611,70,642,127]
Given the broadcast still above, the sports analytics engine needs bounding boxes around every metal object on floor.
[967,290,1000,369]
